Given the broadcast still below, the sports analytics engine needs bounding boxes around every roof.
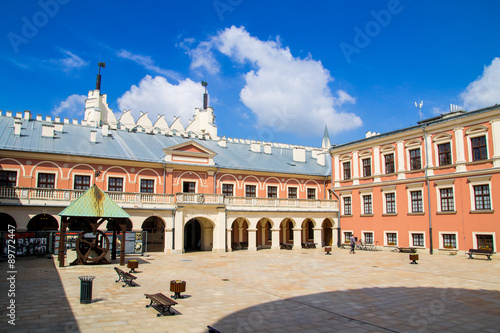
[58,184,131,218]
[0,116,331,176]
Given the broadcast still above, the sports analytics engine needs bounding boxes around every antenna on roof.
[201,81,208,109]
[96,61,106,91]
[415,101,423,122]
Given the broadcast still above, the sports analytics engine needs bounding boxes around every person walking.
[350,235,356,254]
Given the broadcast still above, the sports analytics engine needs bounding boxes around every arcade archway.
[27,214,58,231]
[184,217,214,252]
[0,213,16,231]
[142,217,165,252]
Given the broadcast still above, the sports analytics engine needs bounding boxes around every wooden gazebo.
[57,184,131,267]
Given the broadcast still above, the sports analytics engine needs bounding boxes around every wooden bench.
[114,267,137,287]
[466,248,493,260]
[145,293,178,316]
[302,242,317,249]
[280,243,293,250]
[207,325,221,333]
[397,247,417,253]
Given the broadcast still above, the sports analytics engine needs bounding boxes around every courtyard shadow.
[209,286,500,333]
[0,257,79,332]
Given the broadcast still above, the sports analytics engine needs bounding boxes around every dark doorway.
[0,213,16,231]
[184,219,201,252]
[142,217,165,252]
[27,214,58,231]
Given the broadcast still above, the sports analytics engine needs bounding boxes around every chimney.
[54,122,63,132]
[264,144,272,154]
[55,116,60,123]
[41,124,55,138]
[218,139,227,148]
[6,111,12,117]
[46,115,52,122]
[72,119,78,124]
[250,143,261,153]
[293,147,306,163]
[317,153,325,166]
[16,112,23,118]
[36,114,42,121]
[102,124,109,136]
[64,118,69,124]
[14,121,22,136]
[90,129,97,143]
[24,110,31,120]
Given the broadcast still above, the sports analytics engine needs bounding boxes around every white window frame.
[106,175,125,192]
[468,175,493,212]
[266,185,279,198]
[0,168,20,187]
[140,177,156,193]
[381,185,397,214]
[439,231,459,250]
[306,187,317,200]
[221,182,236,196]
[465,125,489,162]
[385,231,398,246]
[433,133,453,167]
[340,191,352,216]
[406,182,425,213]
[409,231,426,248]
[343,230,353,244]
[435,179,455,212]
[362,230,375,244]
[244,183,258,197]
[380,145,396,175]
[405,139,423,171]
[35,171,58,188]
[286,185,299,199]
[472,231,496,250]
[359,188,373,215]
[73,173,93,190]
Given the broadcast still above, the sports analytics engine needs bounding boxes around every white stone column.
[173,209,184,254]
[212,208,227,253]
[247,229,257,251]
[397,141,406,179]
[490,119,500,168]
[352,151,359,185]
[226,228,233,252]
[454,127,467,172]
[313,227,322,247]
[271,228,280,250]
[163,214,174,254]
[292,228,302,250]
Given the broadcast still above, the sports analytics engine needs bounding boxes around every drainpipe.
[422,125,433,255]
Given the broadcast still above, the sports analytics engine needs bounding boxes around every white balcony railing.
[0,187,337,210]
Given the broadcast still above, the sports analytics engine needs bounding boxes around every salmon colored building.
[330,106,500,254]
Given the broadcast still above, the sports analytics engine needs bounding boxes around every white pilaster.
[271,229,281,250]
[173,209,184,254]
[352,151,359,185]
[397,141,406,179]
[490,119,500,168]
[425,133,434,175]
[454,127,467,172]
[313,228,322,247]
[293,228,302,250]
[373,146,381,182]
[334,155,340,186]
[247,229,257,251]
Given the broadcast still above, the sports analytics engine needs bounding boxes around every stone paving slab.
[1,249,499,332]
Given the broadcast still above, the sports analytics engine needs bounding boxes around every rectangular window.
[108,177,123,192]
[288,187,297,199]
[412,233,424,247]
[267,186,277,198]
[183,181,196,193]
[343,197,352,215]
[474,185,491,210]
[387,233,397,245]
[442,234,456,248]
[385,154,395,174]
[363,195,372,215]
[411,190,423,213]
[141,179,154,193]
[410,148,421,170]
[307,188,316,200]
[222,184,234,196]
[344,232,352,243]
[362,158,371,177]
[440,188,454,212]
[438,143,452,166]
[37,173,55,188]
[364,232,373,244]
[385,193,396,214]
[0,171,17,187]
[74,175,91,190]
[471,136,487,161]
[343,162,351,180]
[245,185,256,197]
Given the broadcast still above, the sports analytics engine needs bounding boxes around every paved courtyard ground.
[1,248,500,333]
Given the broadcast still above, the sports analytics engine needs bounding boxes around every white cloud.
[178,38,220,74]
[187,26,362,136]
[461,57,500,110]
[117,75,204,126]
[117,50,183,82]
[51,50,88,73]
[52,94,87,117]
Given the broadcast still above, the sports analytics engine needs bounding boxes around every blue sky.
[1,1,500,147]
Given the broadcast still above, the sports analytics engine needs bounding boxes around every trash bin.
[79,276,95,304]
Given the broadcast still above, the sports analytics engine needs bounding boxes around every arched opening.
[279,218,295,249]
[257,218,272,249]
[301,219,315,244]
[106,218,133,232]
[231,218,248,250]
[322,219,333,247]
[67,217,93,232]
[27,214,58,231]
[184,217,214,252]
[0,213,16,231]
[142,217,165,252]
